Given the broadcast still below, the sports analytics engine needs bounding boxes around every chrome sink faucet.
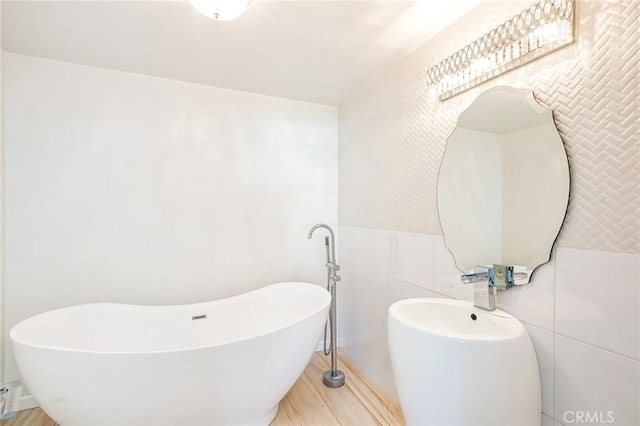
[461,264,520,311]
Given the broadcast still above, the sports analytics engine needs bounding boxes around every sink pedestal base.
[388,298,541,426]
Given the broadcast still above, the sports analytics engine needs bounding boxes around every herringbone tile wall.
[339,0,639,254]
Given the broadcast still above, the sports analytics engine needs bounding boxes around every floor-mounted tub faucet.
[308,223,345,388]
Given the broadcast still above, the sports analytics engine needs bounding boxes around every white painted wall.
[2,53,338,387]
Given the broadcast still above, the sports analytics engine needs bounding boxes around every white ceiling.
[2,0,480,105]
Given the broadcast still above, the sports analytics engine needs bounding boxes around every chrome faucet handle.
[462,264,528,289]
[325,262,341,272]
[492,264,528,290]
[461,265,496,284]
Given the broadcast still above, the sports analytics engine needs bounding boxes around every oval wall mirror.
[437,86,570,284]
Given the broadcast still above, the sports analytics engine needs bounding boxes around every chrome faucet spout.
[462,266,497,311]
[308,223,336,264]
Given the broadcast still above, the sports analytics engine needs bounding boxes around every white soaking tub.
[10,282,330,426]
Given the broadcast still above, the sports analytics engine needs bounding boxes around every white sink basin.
[388,298,541,426]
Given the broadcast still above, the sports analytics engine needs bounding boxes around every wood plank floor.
[1,350,405,426]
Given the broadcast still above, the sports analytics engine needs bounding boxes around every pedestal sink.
[388,298,541,426]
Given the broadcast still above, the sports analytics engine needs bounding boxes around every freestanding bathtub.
[10,282,330,426]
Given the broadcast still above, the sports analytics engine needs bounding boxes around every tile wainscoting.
[337,226,639,426]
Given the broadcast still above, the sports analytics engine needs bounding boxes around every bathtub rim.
[10,281,330,355]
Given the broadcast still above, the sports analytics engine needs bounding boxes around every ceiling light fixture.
[189,0,254,21]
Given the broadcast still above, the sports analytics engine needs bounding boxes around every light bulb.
[189,0,250,21]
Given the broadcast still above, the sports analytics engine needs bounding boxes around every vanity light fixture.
[427,0,575,101]
[189,0,254,21]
